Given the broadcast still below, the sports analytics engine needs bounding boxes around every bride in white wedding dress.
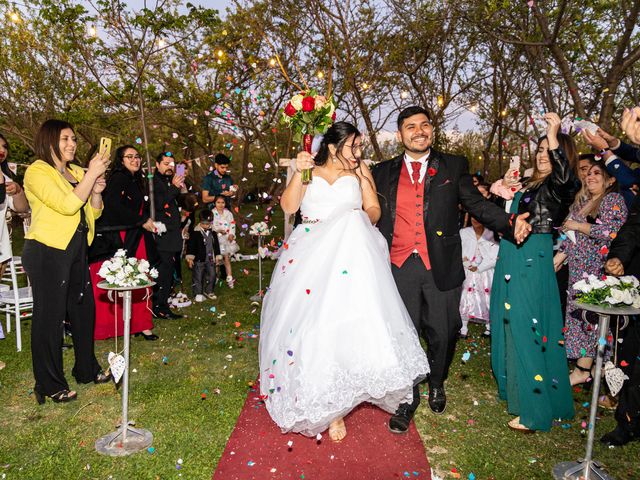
[260,122,429,441]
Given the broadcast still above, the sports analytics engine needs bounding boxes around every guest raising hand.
[22,119,112,404]
[490,112,577,432]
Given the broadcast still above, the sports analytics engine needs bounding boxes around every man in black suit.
[152,152,185,319]
[372,106,531,433]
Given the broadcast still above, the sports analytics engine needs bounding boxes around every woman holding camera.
[22,120,111,404]
[89,145,158,341]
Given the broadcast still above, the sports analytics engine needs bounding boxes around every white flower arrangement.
[98,249,158,288]
[249,221,272,236]
[573,274,640,308]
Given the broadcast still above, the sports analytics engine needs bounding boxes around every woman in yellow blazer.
[22,119,111,404]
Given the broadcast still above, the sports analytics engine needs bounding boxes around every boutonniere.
[427,167,438,177]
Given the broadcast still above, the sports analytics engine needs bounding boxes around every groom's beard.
[403,143,431,155]
[401,134,432,155]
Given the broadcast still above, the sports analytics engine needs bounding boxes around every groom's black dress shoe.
[389,404,414,434]
[428,385,446,414]
[600,424,638,447]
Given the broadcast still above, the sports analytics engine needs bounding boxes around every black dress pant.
[22,229,101,396]
[392,254,462,411]
[616,316,640,433]
[153,250,179,312]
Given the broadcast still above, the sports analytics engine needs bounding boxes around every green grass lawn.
[0,205,639,479]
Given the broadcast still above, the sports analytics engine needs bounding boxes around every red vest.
[390,162,431,269]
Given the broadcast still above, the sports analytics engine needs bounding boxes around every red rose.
[331,112,336,121]
[301,96,315,112]
[427,167,437,177]
[284,102,297,117]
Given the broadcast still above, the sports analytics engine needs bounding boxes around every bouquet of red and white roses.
[280,89,336,144]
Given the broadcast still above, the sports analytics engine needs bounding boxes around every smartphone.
[176,163,186,177]
[509,155,521,172]
[99,137,112,158]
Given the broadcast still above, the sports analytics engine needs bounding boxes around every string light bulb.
[316,71,324,79]
[217,49,224,58]
[437,95,444,107]
[157,38,166,48]
[501,109,507,117]
[400,91,409,99]
[9,11,20,22]
[88,24,97,37]
[269,58,277,67]
[470,104,478,113]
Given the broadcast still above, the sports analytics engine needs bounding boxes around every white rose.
[106,274,115,284]
[115,249,127,257]
[327,100,335,117]
[604,276,621,287]
[605,296,621,304]
[149,268,159,278]
[608,288,625,304]
[573,280,592,293]
[128,257,137,265]
[115,271,126,281]
[315,95,327,109]
[621,289,634,305]
[590,278,606,290]
[290,94,304,110]
[620,275,639,287]
[124,265,134,274]
[139,260,150,273]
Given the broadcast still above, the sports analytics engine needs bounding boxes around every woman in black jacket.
[88,145,158,340]
[490,113,577,432]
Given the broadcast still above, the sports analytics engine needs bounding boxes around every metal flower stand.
[553,303,640,480]
[95,282,154,456]
[249,235,266,303]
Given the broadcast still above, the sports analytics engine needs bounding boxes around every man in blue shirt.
[202,153,237,209]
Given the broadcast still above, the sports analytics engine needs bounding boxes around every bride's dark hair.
[314,121,361,168]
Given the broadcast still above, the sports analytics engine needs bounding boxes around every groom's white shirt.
[403,151,430,185]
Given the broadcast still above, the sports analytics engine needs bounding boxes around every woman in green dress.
[490,113,577,432]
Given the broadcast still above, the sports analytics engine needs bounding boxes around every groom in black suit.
[372,106,531,433]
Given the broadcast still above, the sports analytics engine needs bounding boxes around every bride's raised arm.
[359,162,381,224]
[280,151,314,214]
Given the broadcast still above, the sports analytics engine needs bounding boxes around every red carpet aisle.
[213,383,432,480]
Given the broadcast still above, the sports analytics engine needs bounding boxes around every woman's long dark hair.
[109,145,145,191]
[0,133,15,180]
[526,133,577,189]
[314,121,361,168]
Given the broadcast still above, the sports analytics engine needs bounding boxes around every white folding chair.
[0,256,33,351]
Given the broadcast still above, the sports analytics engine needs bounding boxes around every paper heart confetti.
[504,274,511,281]
[108,352,126,384]
[604,361,626,396]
